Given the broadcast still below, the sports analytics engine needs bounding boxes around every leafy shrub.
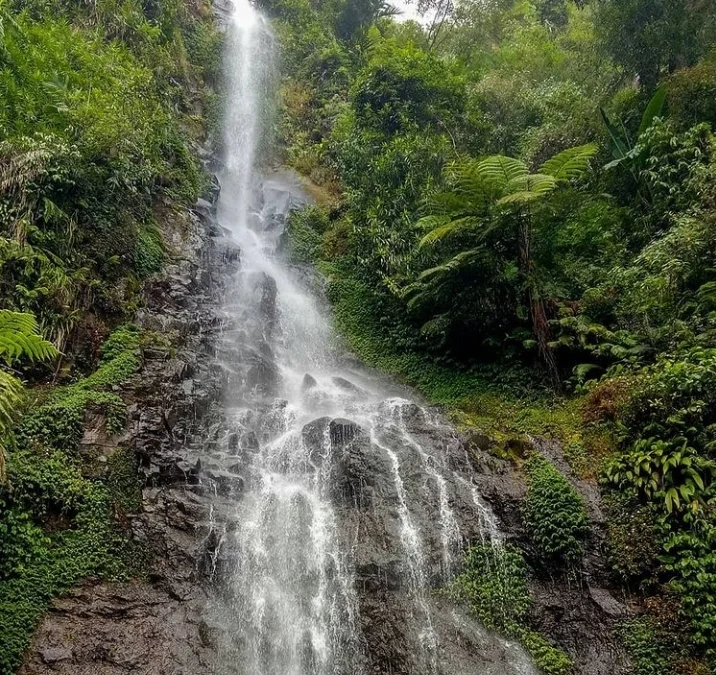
[0,311,58,478]
[618,617,678,675]
[635,120,713,215]
[602,492,661,584]
[620,348,716,453]
[604,439,714,515]
[285,205,330,264]
[134,224,166,279]
[668,56,716,129]
[455,544,532,631]
[0,452,134,674]
[523,456,589,566]
[662,525,716,660]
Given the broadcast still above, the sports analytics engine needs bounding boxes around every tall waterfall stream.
[203,2,539,673]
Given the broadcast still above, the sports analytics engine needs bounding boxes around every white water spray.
[207,2,538,674]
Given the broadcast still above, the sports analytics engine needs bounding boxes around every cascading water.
[205,1,539,674]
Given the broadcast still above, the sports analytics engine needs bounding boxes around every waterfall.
[206,1,538,674]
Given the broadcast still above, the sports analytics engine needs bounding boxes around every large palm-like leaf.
[0,369,23,479]
[539,144,599,181]
[476,155,528,190]
[403,249,481,310]
[450,159,498,204]
[418,215,482,247]
[417,248,481,281]
[638,86,667,137]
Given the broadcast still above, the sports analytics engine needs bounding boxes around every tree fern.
[498,174,558,206]
[407,142,597,387]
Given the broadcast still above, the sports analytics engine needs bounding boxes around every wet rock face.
[20,583,215,675]
[20,191,227,675]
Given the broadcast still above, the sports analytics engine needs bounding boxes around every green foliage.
[0,311,57,365]
[285,205,330,264]
[0,324,144,674]
[0,310,57,480]
[452,544,573,675]
[602,492,661,584]
[661,524,716,659]
[134,223,166,279]
[605,439,714,515]
[406,144,596,378]
[0,0,216,671]
[667,55,716,129]
[618,617,678,675]
[17,326,141,452]
[352,27,465,135]
[595,0,716,89]
[454,544,532,631]
[0,0,217,344]
[597,346,716,662]
[523,455,589,566]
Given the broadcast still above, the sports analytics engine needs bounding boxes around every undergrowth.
[523,455,590,568]
[0,325,146,675]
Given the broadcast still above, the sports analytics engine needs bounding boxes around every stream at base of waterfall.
[200,1,539,673]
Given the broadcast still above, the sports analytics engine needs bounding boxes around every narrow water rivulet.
[205,2,538,673]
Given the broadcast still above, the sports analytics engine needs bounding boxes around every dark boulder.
[329,418,362,448]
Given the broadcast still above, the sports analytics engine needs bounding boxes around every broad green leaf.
[638,86,667,137]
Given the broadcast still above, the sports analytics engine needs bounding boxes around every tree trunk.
[519,219,561,390]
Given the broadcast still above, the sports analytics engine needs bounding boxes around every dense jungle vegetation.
[266,0,716,671]
[0,0,220,671]
[2,0,716,672]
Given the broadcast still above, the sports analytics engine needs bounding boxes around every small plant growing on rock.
[523,455,590,567]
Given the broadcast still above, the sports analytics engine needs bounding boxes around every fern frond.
[476,155,528,190]
[497,191,547,206]
[418,249,481,280]
[505,173,557,195]
[539,143,598,181]
[0,368,24,481]
[419,216,482,247]
[498,174,557,206]
[0,310,59,365]
[416,214,451,230]
[451,159,495,205]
